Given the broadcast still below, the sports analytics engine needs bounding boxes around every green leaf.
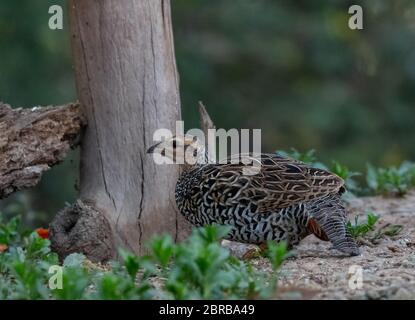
[25,232,51,260]
[265,241,290,270]
[367,213,380,229]
[149,235,174,268]
[193,224,231,244]
[347,212,380,238]
[366,163,379,191]
[0,215,21,245]
[52,266,89,300]
[119,249,140,280]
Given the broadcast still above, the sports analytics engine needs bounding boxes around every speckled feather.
[175,153,359,255]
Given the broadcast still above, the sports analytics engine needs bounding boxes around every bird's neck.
[181,147,214,173]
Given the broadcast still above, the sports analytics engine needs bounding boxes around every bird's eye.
[193,149,198,157]
[172,140,177,148]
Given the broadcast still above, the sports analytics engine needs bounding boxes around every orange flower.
[36,228,49,239]
[0,244,8,253]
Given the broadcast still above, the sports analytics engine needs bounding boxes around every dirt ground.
[92,191,415,300]
[245,191,415,299]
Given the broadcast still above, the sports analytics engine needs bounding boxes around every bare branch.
[0,102,85,198]
[198,101,215,141]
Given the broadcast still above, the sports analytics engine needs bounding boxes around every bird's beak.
[147,142,161,154]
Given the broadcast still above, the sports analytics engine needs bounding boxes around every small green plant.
[0,215,22,246]
[277,148,319,165]
[347,212,380,238]
[366,161,415,196]
[279,149,415,196]
[369,224,404,244]
[329,161,361,194]
[152,225,289,299]
[347,212,403,245]
[265,241,291,270]
[0,216,289,300]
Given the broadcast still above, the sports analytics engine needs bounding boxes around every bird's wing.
[200,153,345,212]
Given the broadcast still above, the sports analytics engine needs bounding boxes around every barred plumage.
[148,136,359,256]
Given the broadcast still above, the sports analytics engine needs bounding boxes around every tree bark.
[50,0,190,261]
[0,102,84,199]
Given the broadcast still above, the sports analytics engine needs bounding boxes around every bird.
[147,135,359,256]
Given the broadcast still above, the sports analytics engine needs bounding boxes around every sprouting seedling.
[347,212,380,238]
[277,148,318,165]
[366,161,415,196]
[265,241,291,270]
[347,212,403,245]
[330,161,361,193]
[381,224,403,237]
[370,224,403,244]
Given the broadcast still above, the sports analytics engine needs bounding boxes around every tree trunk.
[50,0,190,261]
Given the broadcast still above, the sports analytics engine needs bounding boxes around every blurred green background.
[1,0,415,227]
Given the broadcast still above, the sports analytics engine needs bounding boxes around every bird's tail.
[306,193,360,256]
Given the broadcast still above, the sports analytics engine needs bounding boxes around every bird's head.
[147,134,207,167]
